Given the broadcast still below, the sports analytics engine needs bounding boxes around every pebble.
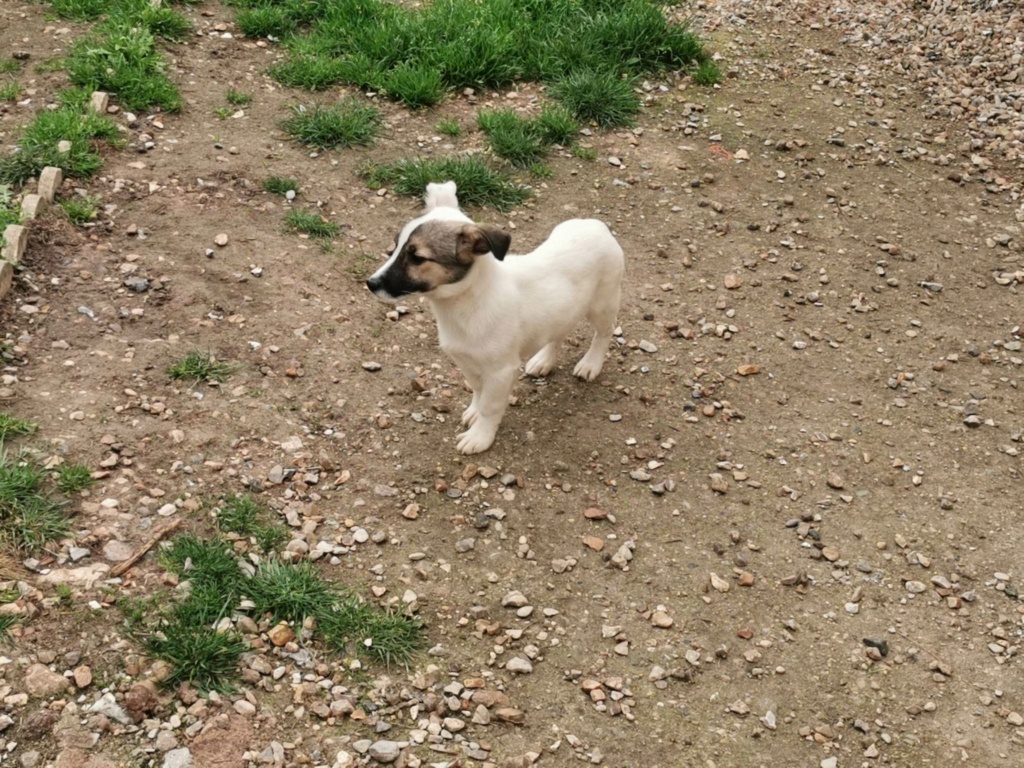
[506,657,533,674]
[214,234,229,247]
[162,749,192,768]
[367,741,401,764]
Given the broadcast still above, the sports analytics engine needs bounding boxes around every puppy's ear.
[424,181,459,212]
[457,224,512,262]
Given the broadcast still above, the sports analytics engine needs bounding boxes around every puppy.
[367,181,624,454]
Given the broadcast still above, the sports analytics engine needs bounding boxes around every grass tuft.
[363,156,530,211]
[436,119,461,137]
[319,597,423,666]
[0,61,22,75]
[281,101,381,150]
[550,69,639,127]
[50,0,107,21]
[225,88,253,106]
[286,208,339,239]
[215,495,286,553]
[246,559,336,624]
[0,186,20,229]
[237,7,295,38]
[134,529,424,691]
[0,83,19,102]
[535,105,579,146]
[56,464,94,494]
[145,619,246,693]
[168,352,234,384]
[0,107,119,186]
[693,57,721,86]
[257,0,710,128]
[384,63,444,109]
[262,176,299,196]
[478,109,546,168]
[65,20,182,112]
[0,413,36,443]
[0,456,69,552]
[60,196,99,225]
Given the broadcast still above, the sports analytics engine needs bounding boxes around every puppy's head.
[367,182,511,301]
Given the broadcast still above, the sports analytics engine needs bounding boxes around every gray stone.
[2,224,28,264]
[38,167,63,202]
[367,741,401,763]
[162,749,193,768]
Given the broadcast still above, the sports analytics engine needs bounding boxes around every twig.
[110,519,182,577]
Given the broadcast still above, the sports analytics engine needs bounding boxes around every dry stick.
[110,519,183,577]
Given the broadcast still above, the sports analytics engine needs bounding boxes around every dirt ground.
[1,1,1023,767]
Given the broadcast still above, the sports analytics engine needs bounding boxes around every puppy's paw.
[524,347,557,377]
[461,403,480,427]
[456,425,496,455]
[573,355,604,382]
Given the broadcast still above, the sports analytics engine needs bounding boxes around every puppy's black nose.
[366,276,381,293]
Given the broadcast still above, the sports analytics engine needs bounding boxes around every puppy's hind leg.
[574,284,620,382]
[524,341,560,377]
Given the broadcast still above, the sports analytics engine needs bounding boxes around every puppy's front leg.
[456,364,517,454]
[461,370,483,427]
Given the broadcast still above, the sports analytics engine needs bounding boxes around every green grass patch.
[363,156,530,211]
[65,20,182,112]
[550,69,639,127]
[529,163,553,179]
[693,58,721,85]
[60,195,99,225]
[50,0,107,21]
[56,464,94,494]
[281,101,381,150]
[0,455,70,552]
[0,413,35,444]
[436,119,461,137]
[215,495,286,553]
[384,63,444,109]
[286,208,340,239]
[253,0,710,126]
[225,88,253,106]
[237,7,295,38]
[0,187,21,229]
[262,176,299,196]
[0,61,23,76]
[130,531,423,691]
[571,145,597,160]
[0,614,18,641]
[214,106,233,120]
[167,352,234,384]
[0,107,119,186]
[477,105,579,167]
[0,82,19,102]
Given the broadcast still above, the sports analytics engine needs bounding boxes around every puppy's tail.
[424,181,459,211]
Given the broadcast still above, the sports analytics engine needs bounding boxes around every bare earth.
[1,1,1022,767]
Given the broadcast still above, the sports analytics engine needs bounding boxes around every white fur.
[385,183,625,455]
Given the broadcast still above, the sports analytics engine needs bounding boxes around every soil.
[1,2,1022,767]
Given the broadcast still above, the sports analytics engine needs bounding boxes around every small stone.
[651,611,674,628]
[710,573,730,592]
[367,741,401,764]
[821,546,840,562]
[362,361,382,372]
[162,748,193,768]
[268,623,295,646]
[73,665,92,688]
[638,339,658,353]
[826,472,845,490]
[102,540,135,562]
[402,503,420,519]
[724,273,741,289]
[233,699,256,716]
[582,535,604,551]
[506,656,533,674]
[23,663,68,697]
[905,580,927,594]
[501,590,528,608]
[214,234,229,247]
[1007,712,1023,726]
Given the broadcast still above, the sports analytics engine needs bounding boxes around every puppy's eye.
[407,251,427,265]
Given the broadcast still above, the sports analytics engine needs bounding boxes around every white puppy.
[367,181,624,454]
